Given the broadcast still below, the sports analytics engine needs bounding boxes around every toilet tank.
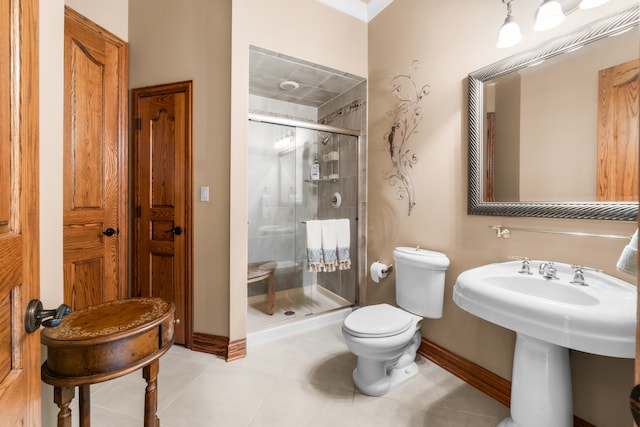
[393,247,450,319]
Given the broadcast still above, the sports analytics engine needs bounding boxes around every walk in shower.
[247,115,360,333]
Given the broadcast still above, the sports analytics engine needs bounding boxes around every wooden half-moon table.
[40,297,175,427]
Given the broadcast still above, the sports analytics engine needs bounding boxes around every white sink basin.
[454,260,636,358]
[454,260,637,427]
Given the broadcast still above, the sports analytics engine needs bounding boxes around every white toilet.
[342,246,450,396]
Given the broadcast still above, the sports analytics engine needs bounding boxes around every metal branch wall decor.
[382,60,430,216]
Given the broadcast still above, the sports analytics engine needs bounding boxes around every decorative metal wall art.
[382,60,430,216]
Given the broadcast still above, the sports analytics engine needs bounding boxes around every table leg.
[53,386,75,427]
[266,273,275,315]
[79,384,91,427]
[143,359,160,427]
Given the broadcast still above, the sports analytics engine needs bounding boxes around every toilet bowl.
[342,303,423,396]
[342,247,450,396]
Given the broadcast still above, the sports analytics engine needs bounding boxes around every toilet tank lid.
[393,247,450,269]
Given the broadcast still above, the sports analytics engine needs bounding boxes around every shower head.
[321,135,331,145]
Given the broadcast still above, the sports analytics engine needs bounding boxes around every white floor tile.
[70,323,509,426]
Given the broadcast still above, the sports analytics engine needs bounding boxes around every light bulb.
[497,15,523,48]
[534,0,565,32]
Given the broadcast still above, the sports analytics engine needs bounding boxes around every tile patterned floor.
[70,322,510,426]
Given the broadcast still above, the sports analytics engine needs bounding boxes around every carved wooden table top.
[43,297,172,342]
[41,297,175,427]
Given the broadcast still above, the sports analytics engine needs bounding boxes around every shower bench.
[248,261,276,315]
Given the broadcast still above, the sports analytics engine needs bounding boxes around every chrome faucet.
[509,256,532,275]
[539,262,558,279]
[570,265,603,286]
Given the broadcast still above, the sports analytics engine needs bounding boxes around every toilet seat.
[343,304,417,338]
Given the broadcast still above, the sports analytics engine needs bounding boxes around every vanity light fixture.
[497,0,524,48]
[497,0,611,49]
[534,0,565,31]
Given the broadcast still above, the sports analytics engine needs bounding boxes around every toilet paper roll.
[370,262,389,283]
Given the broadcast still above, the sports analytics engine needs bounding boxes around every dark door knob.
[165,226,183,236]
[103,227,119,237]
[24,299,71,333]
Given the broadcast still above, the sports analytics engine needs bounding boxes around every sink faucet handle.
[508,256,532,274]
[570,265,603,286]
[570,264,603,273]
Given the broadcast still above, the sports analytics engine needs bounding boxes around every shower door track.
[248,113,361,137]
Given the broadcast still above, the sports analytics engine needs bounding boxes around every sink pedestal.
[499,333,573,427]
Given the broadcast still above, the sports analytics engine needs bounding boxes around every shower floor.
[247,284,351,334]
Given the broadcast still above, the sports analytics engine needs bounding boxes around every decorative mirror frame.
[468,5,639,221]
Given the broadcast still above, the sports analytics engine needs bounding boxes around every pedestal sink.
[454,260,636,427]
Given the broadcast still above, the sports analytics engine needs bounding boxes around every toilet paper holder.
[376,261,393,274]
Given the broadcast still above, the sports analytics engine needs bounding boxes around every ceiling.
[316,0,394,22]
[249,46,366,109]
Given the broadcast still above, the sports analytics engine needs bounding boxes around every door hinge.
[136,205,141,217]
[136,118,142,129]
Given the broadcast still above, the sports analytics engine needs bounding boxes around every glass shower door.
[247,119,357,332]
[301,128,359,310]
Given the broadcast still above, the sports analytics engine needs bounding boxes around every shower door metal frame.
[248,113,364,308]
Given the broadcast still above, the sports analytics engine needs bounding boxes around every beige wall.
[64,0,128,40]
[368,1,637,426]
[493,74,520,201]
[39,0,64,422]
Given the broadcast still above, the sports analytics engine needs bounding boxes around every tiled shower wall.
[318,82,367,305]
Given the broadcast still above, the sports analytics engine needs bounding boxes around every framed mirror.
[468,6,639,220]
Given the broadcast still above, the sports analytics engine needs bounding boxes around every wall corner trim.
[191,333,247,362]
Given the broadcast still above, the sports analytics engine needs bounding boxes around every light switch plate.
[200,186,209,202]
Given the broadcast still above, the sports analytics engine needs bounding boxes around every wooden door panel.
[67,41,105,209]
[63,223,105,250]
[64,259,109,309]
[597,59,639,201]
[64,8,127,311]
[133,82,192,347]
[0,293,11,382]
[0,0,40,423]
[151,108,177,204]
[151,255,175,299]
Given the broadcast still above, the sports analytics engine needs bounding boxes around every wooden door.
[0,0,41,424]
[132,82,193,347]
[597,59,639,201]
[63,8,128,311]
